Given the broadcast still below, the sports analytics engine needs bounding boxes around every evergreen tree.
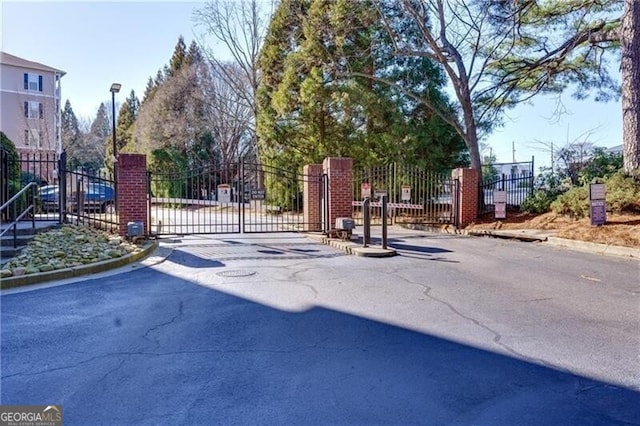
[61,100,83,169]
[87,102,111,170]
[169,36,187,77]
[257,0,466,173]
[186,40,203,66]
[116,90,140,153]
[90,103,111,141]
[142,77,157,105]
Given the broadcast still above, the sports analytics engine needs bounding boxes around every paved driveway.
[2,231,639,425]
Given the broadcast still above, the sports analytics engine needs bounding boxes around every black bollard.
[381,194,388,250]
[363,197,371,247]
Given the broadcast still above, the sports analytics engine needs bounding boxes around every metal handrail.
[0,182,38,248]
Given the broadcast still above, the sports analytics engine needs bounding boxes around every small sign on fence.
[374,189,387,199]
[361,182,371,198]
[250,189,266,200]
[217,184,231,203]
[401,185,411,201]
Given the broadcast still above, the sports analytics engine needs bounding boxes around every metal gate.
[353,163,458,227]
[148,160,323,236]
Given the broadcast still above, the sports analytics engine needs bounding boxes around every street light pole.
[109,83,121,214]
[109,83,121,160]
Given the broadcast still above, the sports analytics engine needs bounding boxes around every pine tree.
[186,40,203,66]
[61,100,83,169]
[168,36,187,77]
[116,90,140,153]
[142,77,156,105]
[257,0,466,172]
[88,103,111,170]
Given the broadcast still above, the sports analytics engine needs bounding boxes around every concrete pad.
[351,246,397,257]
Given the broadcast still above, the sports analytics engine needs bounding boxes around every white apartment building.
[0,52,65,181]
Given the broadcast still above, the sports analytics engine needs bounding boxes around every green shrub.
[521,190,555,214]
[520,168,568,214]
[605,171,640,212]
[551,185,589,218]
[550,171,639,218]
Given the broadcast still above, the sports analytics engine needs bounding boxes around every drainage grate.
[216,270,257,278]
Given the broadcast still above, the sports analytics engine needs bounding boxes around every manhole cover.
[216,270,257,278]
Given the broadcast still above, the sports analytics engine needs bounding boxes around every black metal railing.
[480,160,534,215]
[59,153,117,232]
[5,151,117,231]
[0,182,38,248]
[353,163,457,226]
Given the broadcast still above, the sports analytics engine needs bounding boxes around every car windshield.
[39,185,58,194]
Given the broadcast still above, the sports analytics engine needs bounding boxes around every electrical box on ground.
[127,221,144,238]
[335,217,355,241]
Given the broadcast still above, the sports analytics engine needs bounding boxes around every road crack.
[386,271,571,373]
[142,301,184,348]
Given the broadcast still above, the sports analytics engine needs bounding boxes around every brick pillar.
[303,164,323,232]
[117,154,147,237]
[323,157,353,232]
[452,168,480,228]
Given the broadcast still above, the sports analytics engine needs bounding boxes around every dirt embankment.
[466,212,640,248]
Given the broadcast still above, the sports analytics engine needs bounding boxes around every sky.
[1,1,623,171]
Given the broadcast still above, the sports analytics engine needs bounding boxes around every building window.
[23,73,43,92]
[24,129,41,147]
[24,101,43,119]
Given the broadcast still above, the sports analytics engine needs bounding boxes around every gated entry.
[148,160,323,236]
[353,163,459,227]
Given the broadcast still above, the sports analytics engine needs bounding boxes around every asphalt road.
[1,230,639,425]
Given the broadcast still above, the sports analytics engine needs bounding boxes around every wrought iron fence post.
[59,152,67,224]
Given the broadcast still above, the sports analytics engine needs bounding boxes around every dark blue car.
[40,183,115,213]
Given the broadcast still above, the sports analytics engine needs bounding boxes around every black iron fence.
[1,146,10,220]
[148,158,322,235]
[480,160,534,215]
[59,153,118,232]
[2,150,58,222]
[353,163,458,226]
[2,150,117,231]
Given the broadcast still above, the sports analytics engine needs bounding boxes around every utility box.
[335,217,355,231]
[127,221,144,238]
[334,217,355,241]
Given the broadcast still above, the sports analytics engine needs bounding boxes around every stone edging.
[1,240,159,290]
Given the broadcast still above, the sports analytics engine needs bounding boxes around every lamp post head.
[110,83,122,93]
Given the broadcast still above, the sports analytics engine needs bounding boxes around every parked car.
[39,183,115,213]
[39,185,60,213]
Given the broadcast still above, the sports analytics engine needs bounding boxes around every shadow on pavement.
[166,249,225,268]
[1,269,638,425]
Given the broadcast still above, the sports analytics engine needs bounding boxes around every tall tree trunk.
[622,0,640,173]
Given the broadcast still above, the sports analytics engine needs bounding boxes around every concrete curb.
[306,233,397,257]
[466,229,549,242]
[545,236,640,259]
[1,240,160,290]
[397,223,639,260]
